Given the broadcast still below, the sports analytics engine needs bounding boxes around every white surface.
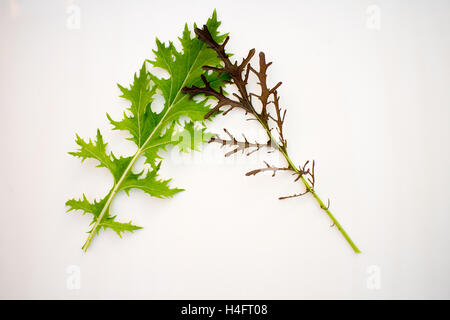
[1,0,449,299]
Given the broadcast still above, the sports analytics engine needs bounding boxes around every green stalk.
[244,98,361,253]
[279,145,361,254]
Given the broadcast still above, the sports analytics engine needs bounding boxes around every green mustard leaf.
[67,11,228,251]
[98,217,142,238]
[148,10,228,129]
[66,194,142,239]
[120,162,183,198]
[107,63,157,148]
[69,129,132,183]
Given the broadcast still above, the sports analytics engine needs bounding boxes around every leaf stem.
[240,95,361,253]
[263,120,361,253]
[279,146,361,253]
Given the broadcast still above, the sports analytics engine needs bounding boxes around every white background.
[1,0,449,299]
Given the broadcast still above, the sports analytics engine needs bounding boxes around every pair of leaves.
[66,11,227,250]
